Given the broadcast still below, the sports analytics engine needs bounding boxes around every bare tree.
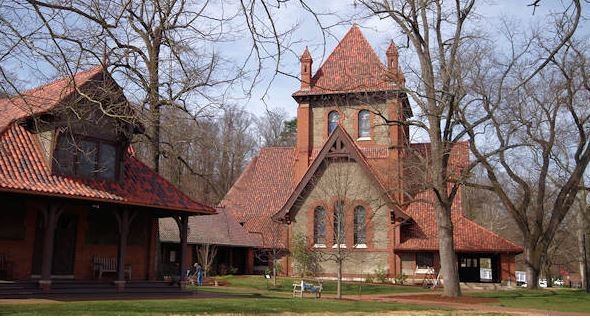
[356,0,483,297]
[459,21,590,288]
[256,107,296,147]
[196,243,218,278]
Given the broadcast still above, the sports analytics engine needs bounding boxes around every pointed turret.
[300,47,313,90]
[386,40,404,84]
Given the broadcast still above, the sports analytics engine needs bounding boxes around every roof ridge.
[17,65,103,97]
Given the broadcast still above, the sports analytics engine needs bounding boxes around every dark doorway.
[458,254,500,283]
[52,213,78,274]
[31,212,78,275]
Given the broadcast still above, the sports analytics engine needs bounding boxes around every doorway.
[32,212,78,276]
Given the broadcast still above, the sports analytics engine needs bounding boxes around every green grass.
[211,275,425,295]
[468,289,590,313]
[0,296,445,316]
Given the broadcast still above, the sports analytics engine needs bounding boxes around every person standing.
[196,263,203,286]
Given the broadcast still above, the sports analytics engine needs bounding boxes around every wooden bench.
[292,280,322,298]
[0,254,13,280]
[92,257,132,280]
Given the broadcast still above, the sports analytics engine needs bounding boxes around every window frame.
[327,111,340,135]
[416,252,434,270]
[313,206,326,247]
[332,200,345,247]
[53,132,121,181]
[357,110,371,139]
[353,205,367,247]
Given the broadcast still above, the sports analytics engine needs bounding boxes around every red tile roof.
[397,189,523,253]
[221,147,296,248]
[293,25,400,96]
[224,136,521,253]
[0,67,215,214]
[159,208,262,247]
[0,66,104,133]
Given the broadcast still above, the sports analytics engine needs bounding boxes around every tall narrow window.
[328,111,340,135]
[358,110,370,138]
[313,206,326,245]
[353,206,366,246]
[333,201,345,245]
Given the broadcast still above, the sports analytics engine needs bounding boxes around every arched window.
[354,206,366,246]
[333,201,345,245]
[313,206,326,245]
[358,110,370,138]
[328,111,340,135]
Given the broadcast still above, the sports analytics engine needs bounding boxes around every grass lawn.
[468,289,590,313]
[0,295,449,316]
[208,275,426,296]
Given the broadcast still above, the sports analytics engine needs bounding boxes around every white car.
[554,279,564,287]
[539,279,547,288]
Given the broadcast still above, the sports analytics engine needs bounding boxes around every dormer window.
[328,111,340,135]
[53,133,120,181]
[358,110,370,139]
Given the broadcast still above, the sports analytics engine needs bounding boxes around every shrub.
[374,265,389,283]
[394,272,408,285]
[364,273,374,283]
[291,232,320,277]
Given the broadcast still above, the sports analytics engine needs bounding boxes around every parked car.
[553,279,564,287]
[539,279,547,288]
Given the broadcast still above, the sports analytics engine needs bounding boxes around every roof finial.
[101,40,110,67]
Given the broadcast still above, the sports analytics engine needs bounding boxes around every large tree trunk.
[436,203,461,297]
[576,190,589,291]
[525,244,542,289]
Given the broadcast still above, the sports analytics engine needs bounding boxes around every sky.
[4,0,587,121]
[236,0,588,119]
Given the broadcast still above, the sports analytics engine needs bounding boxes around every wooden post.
[39,204,63,292]
[114,209,136,291]
[175,215,189,289]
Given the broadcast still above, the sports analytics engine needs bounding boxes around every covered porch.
[0,193,197,291]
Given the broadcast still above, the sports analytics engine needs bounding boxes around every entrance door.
[32,212,78,276]
[458,255,480,282]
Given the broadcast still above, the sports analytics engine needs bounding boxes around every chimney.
[300,47,313,90]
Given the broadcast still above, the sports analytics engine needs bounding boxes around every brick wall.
[290,160,394,277]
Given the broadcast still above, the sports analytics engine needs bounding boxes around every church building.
[222,25,522,284]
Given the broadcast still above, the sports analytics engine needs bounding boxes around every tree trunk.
[525,245,542,289]
[576,193,589,291]
[436,203,461,297]
[273,255,277,287]
[336,259,342,299]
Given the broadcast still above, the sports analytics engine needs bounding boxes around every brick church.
[222,25,522,283]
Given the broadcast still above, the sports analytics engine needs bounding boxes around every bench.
[292,280,322,298]
[0,254,13,280]
[92,256,132,280]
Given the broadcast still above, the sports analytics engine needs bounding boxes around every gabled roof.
[0,67,215,214]
[397,190,523,253]
[159,208,262,247]
[221,147,296,247]
[293,24,400,97]
[0,66,104,133]
[272,125,409,223]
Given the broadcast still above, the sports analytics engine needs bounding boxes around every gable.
[273,125,408,223]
